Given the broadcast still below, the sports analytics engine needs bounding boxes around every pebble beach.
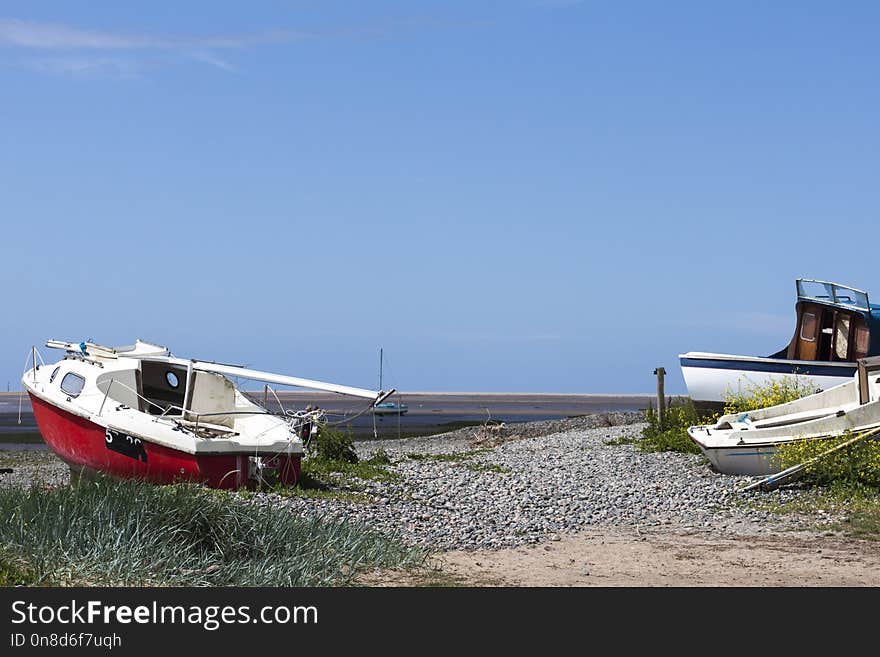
[0,412,822,553]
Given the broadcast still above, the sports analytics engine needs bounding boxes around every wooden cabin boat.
[680,279,880,411]
[687,355,880,476]
[22,339,394,489]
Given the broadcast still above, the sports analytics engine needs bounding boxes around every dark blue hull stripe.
[679,357,855,378]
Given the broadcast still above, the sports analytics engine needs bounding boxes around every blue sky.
[1,1,878,393]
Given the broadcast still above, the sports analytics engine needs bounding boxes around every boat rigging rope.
[284,408,324,446]
[267,386,287,416]
[257,383,386,429]
[324,399,379,427]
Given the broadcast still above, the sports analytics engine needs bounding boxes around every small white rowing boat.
[687,355,880,475]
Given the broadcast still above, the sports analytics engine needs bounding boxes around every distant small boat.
[372,401,408,416]
[680,279,880,410]
[687,355,880,475]
[371,348,407,416]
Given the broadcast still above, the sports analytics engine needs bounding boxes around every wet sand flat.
[0,391,653,442]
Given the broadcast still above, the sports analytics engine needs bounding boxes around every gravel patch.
[0,450,69,489]
[257,414,816,551]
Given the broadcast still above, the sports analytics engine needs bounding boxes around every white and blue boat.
[680,279,880,410]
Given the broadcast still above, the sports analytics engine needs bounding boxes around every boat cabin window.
[790,301,870,362]
[60,372,85,398]
[799,313,817,342]
[816,311,836,360]
[834,315,851,360]
[856,325,870,358]
[49,366,60,383]
[139,361,188,415]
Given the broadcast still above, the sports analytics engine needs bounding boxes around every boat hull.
[680,353,854,408]
[695,442,781,476]
[29,393,300,489]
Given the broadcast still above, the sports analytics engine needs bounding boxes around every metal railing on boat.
[98,378,280,435]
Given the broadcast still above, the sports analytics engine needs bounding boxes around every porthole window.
[60,372,85,398]
[166,371,180,389]
[49,366,61,383]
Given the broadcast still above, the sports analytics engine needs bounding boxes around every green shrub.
[722,377,818,415]
[368,447,392,465]
[635,378,818,456]
[637,397,704,454]
[313,426,359,464]
[775,431,880,488]
[295,429,399,494]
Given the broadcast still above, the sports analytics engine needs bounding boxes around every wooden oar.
[739,425,880,493]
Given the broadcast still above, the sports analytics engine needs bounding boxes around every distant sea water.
[0,392,651,451]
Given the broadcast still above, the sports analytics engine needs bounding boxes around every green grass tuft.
[463,462,510,474]
[0,476,425,586]
[300,455,401,486]
[405,450,509,473]
[636,397,704,454]
[745,480,880,540]
[406,450,484,462]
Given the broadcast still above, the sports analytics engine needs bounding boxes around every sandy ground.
[364,527,880,587]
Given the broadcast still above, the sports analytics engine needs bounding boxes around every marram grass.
[0,477,426,587]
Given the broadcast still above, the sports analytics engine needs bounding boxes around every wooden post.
[654,367,666,424]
